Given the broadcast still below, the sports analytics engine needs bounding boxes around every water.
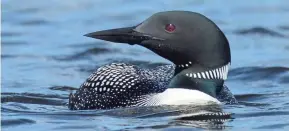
[2,0,289,130]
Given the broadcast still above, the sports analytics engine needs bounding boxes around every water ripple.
[236,111,289,118]
[2,119,36,127]
[234,27,287,38]
[279,25,289,31]
[255,123,289,129]
[1,40,28,46]
[229,66,289,81]
[54,47,122,61]
[19,19,51,26]
[49,86,78,91]
[1,31,22,37]
[1,92,67,106]
[235,93,268,101]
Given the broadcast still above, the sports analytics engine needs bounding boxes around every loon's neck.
[169,63,230,97]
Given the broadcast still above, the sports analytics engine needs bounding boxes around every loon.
[68,11,238,110]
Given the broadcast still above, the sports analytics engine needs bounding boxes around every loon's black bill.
[84,26,157,45]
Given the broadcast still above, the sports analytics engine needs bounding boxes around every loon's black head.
[85,11,230,73]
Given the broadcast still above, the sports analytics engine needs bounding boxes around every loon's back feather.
[69,63,174,110]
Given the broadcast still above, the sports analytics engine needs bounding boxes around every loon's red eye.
[165,24,176,33]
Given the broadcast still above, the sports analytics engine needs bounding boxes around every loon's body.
[69,11,237,110]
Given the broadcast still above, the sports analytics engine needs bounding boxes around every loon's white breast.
[137,88,221,106]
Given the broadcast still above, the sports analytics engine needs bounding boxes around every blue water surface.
[2,0,289,130]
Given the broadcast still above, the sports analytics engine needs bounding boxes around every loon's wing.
[84,63,173,94]
[69,63,174,110]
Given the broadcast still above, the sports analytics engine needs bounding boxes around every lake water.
[2,0,289,130]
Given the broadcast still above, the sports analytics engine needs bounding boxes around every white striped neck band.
[184,63,230,80]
